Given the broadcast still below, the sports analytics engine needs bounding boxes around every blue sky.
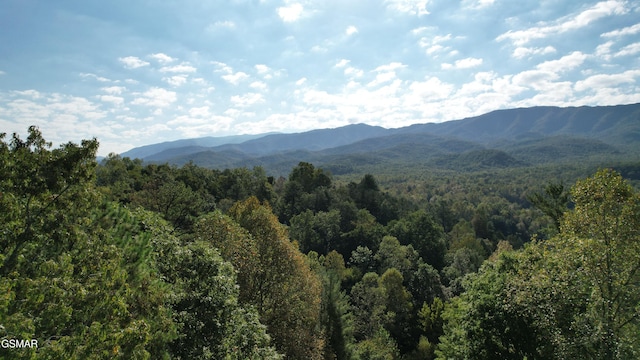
[1,0,639,156]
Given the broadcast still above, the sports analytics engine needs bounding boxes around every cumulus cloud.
[159,64,197,73]
[118,56,150,69]
[536,51,587,72]
[80,73,111,82]
[346,26,358,36]
[601,22,640,38]
[385,0,430,16]
[497,1,628,46]
[230,93,265,107]
[99,95,125,105]
[278,3,304,22]
[164,75,189,86]
[574,70,640,92]
[101,86,126,95]
[442,57,483,70]
[149,53,176,64]
[222,71,250,85]
[250,81,268,91]
[513,46,556,59]
[613,42,640,57]
[131,87,177,107]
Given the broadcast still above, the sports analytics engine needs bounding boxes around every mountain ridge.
[118,103,640,175]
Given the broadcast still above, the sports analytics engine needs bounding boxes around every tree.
[527,181,570,232]
[1,126,99,276]
[290,209,341,254]
[143,209,280,359]
[558,169,640,358]
[388,210,446,270]
[197,198,324,359]
[437,169,640,359]
[0,128,175,358]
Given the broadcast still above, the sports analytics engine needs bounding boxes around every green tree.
[197,198,324,359]
[527,181,570,232]
[0,128,175,358]
[437,169,640,359]
[388,210,446,270]
[558,169,640,357]
[290,209,341,254]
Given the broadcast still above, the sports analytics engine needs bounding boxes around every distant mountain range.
[120,103,640,175]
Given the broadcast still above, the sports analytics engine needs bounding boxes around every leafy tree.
[197,198,324,359]
[290,209,341,254]
[437,169,640,359]
[557,169,640,357]
[142,209,280,359]
[388,210,446,270]
[132,174,204,233]
[0,128,175,358]
[527,181,570,232]
[339,209,385,257]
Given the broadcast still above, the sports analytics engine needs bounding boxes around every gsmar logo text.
[1,339,38,348]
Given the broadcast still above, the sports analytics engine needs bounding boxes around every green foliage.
[388,210,446,270]
[527,181,570,231]
[198,198,324,359]
[437,169,640,359]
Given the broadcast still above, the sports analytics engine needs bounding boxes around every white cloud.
[385,0,430,16]
[189,106,210,117]
[101,86,126,95]
[255,64,270,74]
[250,81,268,91]
[164,75,189,86]
[80,73,111,82]
[278,3,304,22]
[536,51,587,73]
[222,71,250,85]
[513,46,556,59]
[442,57,483,70]
[335,59,350,68]
[99,95,124,105]
[346,26,358,36]
[614,42,640,57]
[213,61,233,74]
[131,87,177,107]
[159,64,197,73]
[149,53,176,64]
[230,93,265,107]
[118,56,150,69]
[601,22,640,38]
[595,41,615,60]
[344,66,364,78]
[574,70,640,92]
[497,1,628,46]
[368,62,406,87]
[462,0,495,10]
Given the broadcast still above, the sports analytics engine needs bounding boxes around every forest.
[1,126,639,359]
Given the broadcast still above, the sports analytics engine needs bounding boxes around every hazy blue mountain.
[398,103,640,147]
[119,103,640,175]
[120,133,273,159]
[209,123,389,155]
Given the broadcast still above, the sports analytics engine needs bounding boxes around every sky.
[1,0,639,156]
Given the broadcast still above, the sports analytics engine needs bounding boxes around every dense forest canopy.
[1,126,639,359]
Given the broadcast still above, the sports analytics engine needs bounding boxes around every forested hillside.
[2,127,639,359]
[122,103,640,176]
